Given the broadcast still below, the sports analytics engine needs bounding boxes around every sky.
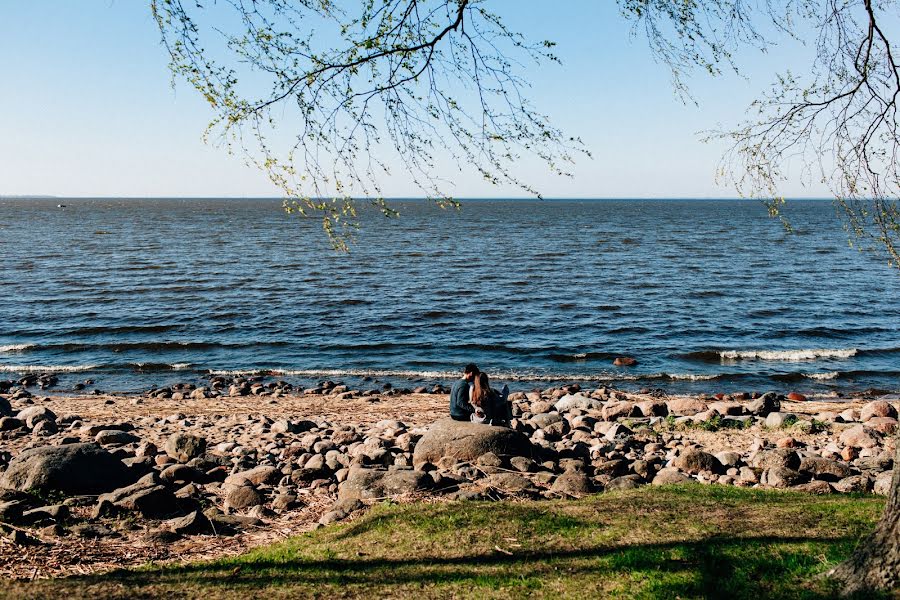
[0,1,829,198]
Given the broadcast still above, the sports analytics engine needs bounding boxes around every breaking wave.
[683,348,859,362]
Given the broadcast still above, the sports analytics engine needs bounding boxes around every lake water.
[1,198,898,395]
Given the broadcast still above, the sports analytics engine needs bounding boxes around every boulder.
[550,471,594,497]
[665,398,707,416]
[798,456,852,482]
[338,467,432,500]
[0,396,11,417]
[486,473,536,494]
[860,401,898,422]
[652,468,692,485]
[97,476,183,519]
[751,448,800,471]
[0,443,134,495]
[602,401,636,422]
[866,417,898,435]
[635,401,667,417]
[765,412,796,428]
[165,433,207,462]
[746,394,780,416]
[839,425,881,449]
[165,510,214,535]
[763,466,804,488]
[673,450,722,474]
[554,394,603,412]
[833,475,871,494]
[95,430,140,446]
[225,485,265,510]
[412,419,532,466]
[16,406,56,429]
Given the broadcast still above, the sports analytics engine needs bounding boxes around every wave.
[0,364,97,373]
[682,348,859,362]
[129,362,193,371]
[547,352,619,363]
[0,344,35,353]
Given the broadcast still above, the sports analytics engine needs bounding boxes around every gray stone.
[714,451,743,467]
[607,474,644,490]
[226,485,265,510]
[839,425,881,449]
[554,394,603,412]
[95,430,140,446]
[763,466,804,488]
[338,467,431,500]
[652,468,692,485]
[16,406,56,429]
[833,475,871,493]
[765,412,796,428]
[165,510,214,534]
[550,471,594,497]
[798,456,852,482]
[412,418,532,466]
[752,448,800,471]
[0,443,134,495]
[673,450,722,474]
[165,433,207,462]
[486,472,536,494]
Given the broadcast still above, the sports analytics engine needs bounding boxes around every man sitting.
[449,363,479,421]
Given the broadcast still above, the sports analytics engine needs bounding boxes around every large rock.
[412,419,532,465]
[165,433,207,462]
[338,467,431,500]
[673,449,722,474]
[665,398,707,416]
[798,456,852,482]
[752,448,800,471]
[554,394,603,412]
[0,396,11,417]
[860,401,898,422]
[550,471,594,497]
[97,475,183,519]
[839,425,881,449]
[652,468,693,485]
[16,406,56,429]
[0,443,134,495]
[602,401,636,422]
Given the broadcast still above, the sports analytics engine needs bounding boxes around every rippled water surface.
[1,198,898,394]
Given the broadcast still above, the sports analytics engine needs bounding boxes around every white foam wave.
[170,363,192,370]
[207,368,631,382]
[0,364,97,373]
[719,348,857,361]
[804,371,840,380]
[664,373,720,381]
[0,344,35,353]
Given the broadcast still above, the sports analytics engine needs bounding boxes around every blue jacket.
[449,379,474,419]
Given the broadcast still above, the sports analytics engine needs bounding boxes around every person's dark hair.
[464,363,480,375]
[471,372,492,407]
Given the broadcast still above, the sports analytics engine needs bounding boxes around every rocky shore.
[1,374,898,579]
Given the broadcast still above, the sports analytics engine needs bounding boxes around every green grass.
[1,486,890,599]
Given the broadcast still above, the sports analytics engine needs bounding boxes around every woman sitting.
[470,372,511,427]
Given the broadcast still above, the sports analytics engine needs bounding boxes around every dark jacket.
[481,387,512,426]
[449,379,474,420]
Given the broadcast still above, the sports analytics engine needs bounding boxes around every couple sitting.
[449,363,511,427]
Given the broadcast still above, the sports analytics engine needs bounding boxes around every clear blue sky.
[0,1,826,198]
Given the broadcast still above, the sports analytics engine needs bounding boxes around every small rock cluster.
[0,383,897,550]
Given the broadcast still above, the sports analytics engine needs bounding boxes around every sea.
[1,198,899,396]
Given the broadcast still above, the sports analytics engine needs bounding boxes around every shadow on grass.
[66,534,885,600]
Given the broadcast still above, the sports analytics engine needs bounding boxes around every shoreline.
[1,379,898,580]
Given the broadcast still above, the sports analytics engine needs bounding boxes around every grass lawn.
[1,485,891,599]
